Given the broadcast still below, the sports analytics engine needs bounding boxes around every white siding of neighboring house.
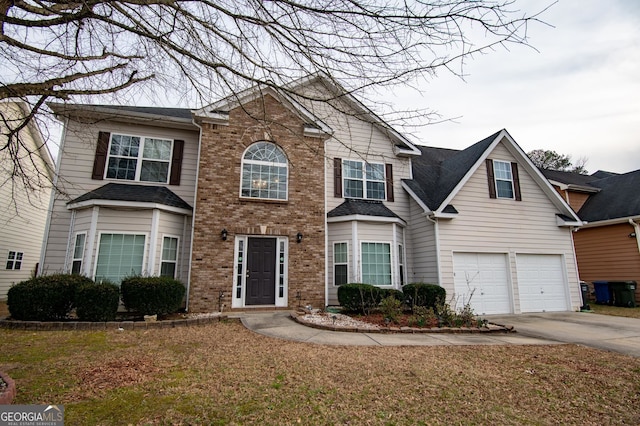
[406,197,438,284]
[0,102,53,298]
[436,141,580,312]
[42,117,199,283]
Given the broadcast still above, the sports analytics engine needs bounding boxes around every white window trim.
[71,232,87,275]
[93,231,148,283]
[359,240,394,287]
[159,234,180,278]
[493,160,515,199]
[343,159,386,200]
[105,132,174,184]
[232,235,289,308]
[239,142,289,202]
[5,250,24,270]
[333,241,349,286]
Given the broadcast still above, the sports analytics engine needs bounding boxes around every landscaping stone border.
[0,370,16,405]
[0,315,236,331]
[290,311,514,334]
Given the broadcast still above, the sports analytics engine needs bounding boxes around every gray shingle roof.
[87,105,193,120]
[327,199,401,219]
[540,169,598,187]
[403,130,501,210]
[578,170,640,222]
[68,183,192,211]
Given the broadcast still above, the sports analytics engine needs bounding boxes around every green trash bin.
[610,281,637,307]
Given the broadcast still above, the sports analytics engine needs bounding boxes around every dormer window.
[240,142,288,200]
[486,159,522,201]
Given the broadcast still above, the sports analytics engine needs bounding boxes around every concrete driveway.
[487,312,640,357]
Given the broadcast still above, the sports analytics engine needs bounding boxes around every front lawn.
[590,303,640,319]
[1,321,639,425]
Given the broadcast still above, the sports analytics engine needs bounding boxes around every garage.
[453,253,511,315]
[516,254,568,312]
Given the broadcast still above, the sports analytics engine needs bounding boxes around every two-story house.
[1,101,54,299]
[41,75,583,314]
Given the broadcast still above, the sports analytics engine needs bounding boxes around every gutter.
[629,219,640,254]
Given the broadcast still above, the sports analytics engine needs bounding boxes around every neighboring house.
[543,169,640,302]
[0,101,54,299]
[41,75,583,313]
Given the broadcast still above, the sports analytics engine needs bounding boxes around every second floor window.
[241,142,288,200]
[343,160,385,200]
[106,134,173,183]
[493,160,514,199]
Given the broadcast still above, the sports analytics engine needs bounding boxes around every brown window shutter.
[385,163,394,202]
[333,158,342,198]
[486,159,496,199]
[169,139,185,185]
[511,162,522,201]
[91,131,110,180]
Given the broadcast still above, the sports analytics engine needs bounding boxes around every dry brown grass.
[0,300,8,319]
[590,303,640,319]
[1,320,639,425]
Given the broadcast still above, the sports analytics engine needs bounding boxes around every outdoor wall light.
[221,229,228,241]
[629,232,636,238]
[296,232,303,243]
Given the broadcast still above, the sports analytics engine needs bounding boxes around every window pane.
[140,160,169,182]
[343,160,362,179]
[494,161,512,180]
[334,243,347,263]
[160,262,176,278]
[143,138,171,160]
[110,135,140,157]
[107,157,137,180]
[72,260,82,274]
[344,179,363,198]
[496,180,514,198]
[73,234,86,259]
[361,243,392,286]
[366,181,385,200]
[335,265,348,286]
[366,163,385,180]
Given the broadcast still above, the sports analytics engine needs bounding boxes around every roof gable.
[404,129,581,223]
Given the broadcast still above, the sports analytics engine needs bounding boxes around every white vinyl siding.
[406,197,438,284]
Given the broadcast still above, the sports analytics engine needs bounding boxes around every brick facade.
[189,94,327,312]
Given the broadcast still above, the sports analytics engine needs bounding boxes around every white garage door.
[517,254,568,312]
[453,253,511,315]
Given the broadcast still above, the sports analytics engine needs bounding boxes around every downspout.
[629,219,640,254]
[426,214,442,286]
[186,118,204,312]
[324,137,330,308]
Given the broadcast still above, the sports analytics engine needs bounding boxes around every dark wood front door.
[246,238,276,305]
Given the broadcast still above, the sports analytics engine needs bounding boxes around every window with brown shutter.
[486,159,496,199]
[385,163,394,202]
[333,158,342,198]
[511,162,522,201]
[91,131,110,180]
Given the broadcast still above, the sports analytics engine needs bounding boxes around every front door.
[246,237,276,305]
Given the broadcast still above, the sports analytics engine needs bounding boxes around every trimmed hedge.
[337,283,380,314]
[120,276,186,316]
[75,281,120,321]
[7,274,93,321]
[403,283,446,311]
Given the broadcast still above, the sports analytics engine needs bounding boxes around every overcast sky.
[393,0,640,174]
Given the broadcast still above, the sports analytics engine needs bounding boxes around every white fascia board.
[67,199,192,216]
[327,214,406,226]
[401,181,432,215]
[556,216,583,227]
[578,215,640,228]
[432,212,458,220]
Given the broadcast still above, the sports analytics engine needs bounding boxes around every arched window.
[241,142,288,200]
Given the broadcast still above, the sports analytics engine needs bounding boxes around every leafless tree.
[1,0,550,194]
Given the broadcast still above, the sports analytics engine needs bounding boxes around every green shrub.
[380,295,402,324]
[337,283,381,314]
[403,283,446,311]
[379,288,404,302]
[7,274,93,321]
[120,276,186,316]
[75,281,120,321]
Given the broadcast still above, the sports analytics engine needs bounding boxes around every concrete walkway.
[237,311,561,347]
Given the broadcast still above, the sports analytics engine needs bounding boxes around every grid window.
[241,142,288,200]
[106,134,172,183]
[6,251,23,270]
[334,242,348,286]
[494,160,514,199]
[160,236,178,278]
[361,242,391,286]
[343,160,385,200]
[398,244,405,286]
[71,233,86,274]
[95,234,145,284]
